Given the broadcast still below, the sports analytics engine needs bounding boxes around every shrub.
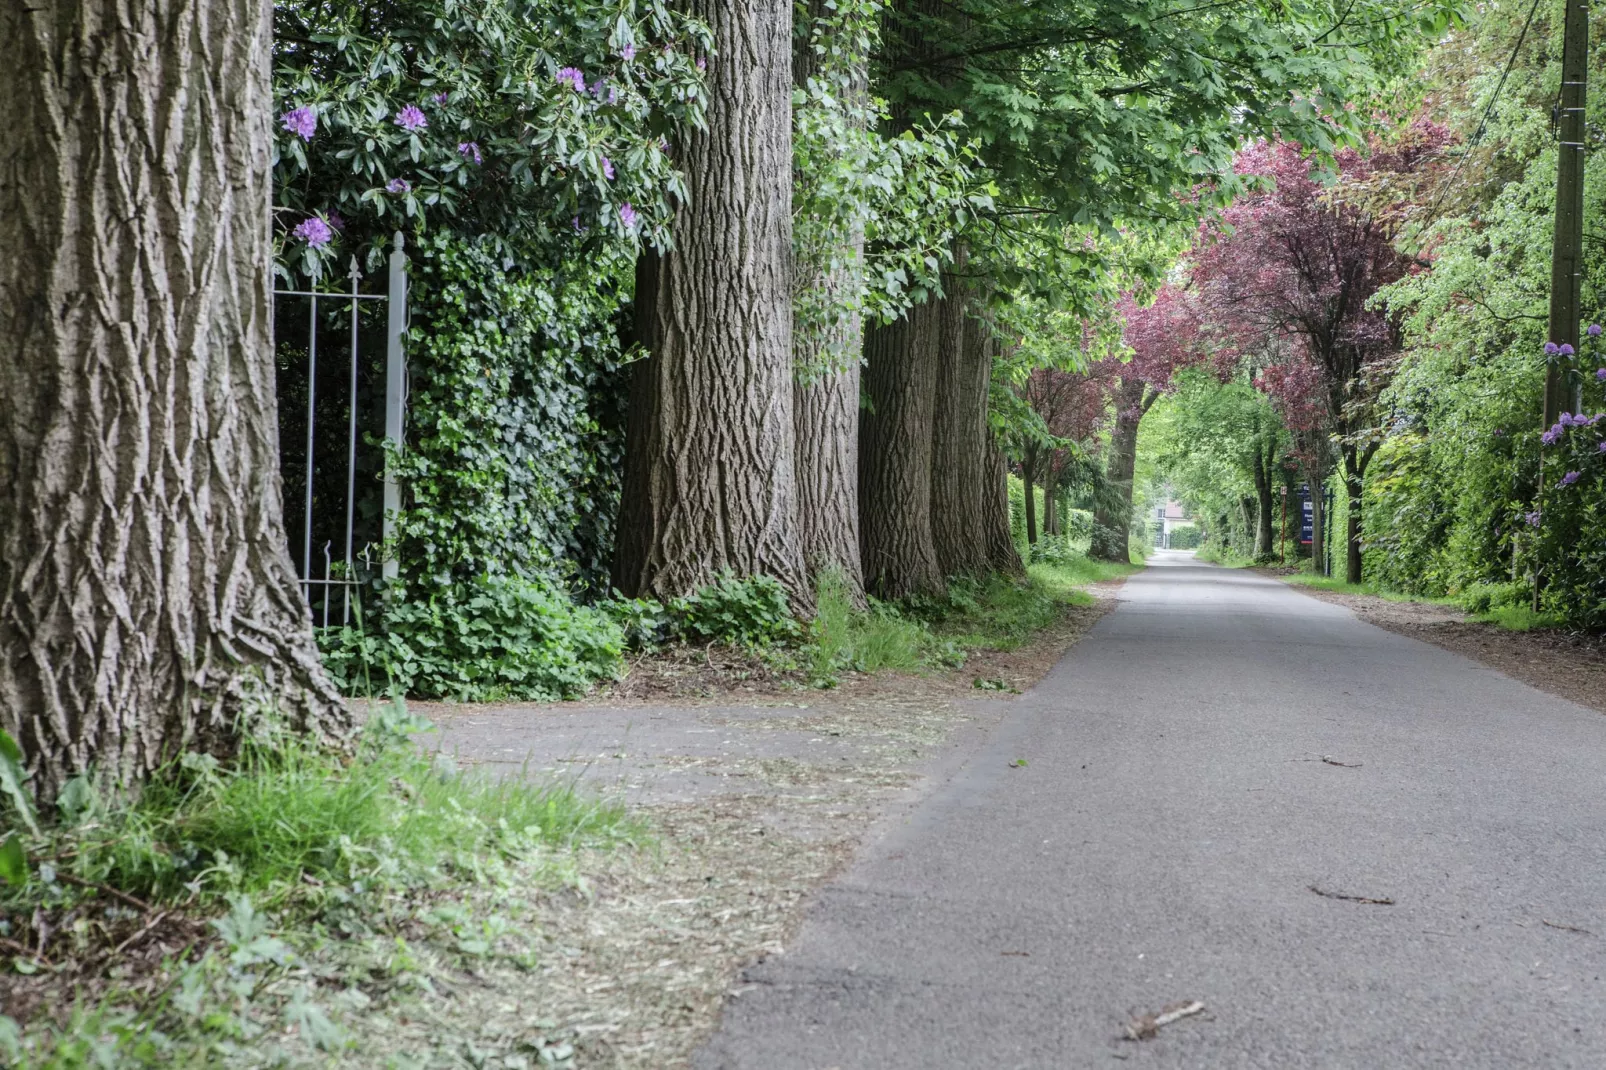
[1457,580,1527,615]
[600,572,806,651]
[1168,524,1201,550]
[666,571,803,647]
[319,573,624,701]
[807,570,938,680]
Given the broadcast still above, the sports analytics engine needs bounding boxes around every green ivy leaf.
[0,833,27,886]
[0,731,39,836]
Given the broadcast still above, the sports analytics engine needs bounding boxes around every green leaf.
[0,731,38,836]
[0,833,26,886]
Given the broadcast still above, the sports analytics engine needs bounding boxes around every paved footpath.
[694,552,1606,1069]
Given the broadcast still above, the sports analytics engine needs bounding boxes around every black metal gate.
[273,233,407,627]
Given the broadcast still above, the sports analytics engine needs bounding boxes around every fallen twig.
[1123,1000,1206,1041]
[113,910,171,955]
[1309,884,1394,906]
[0,935,51,966]
[1541,919,1595,936]
[1321,756,1362,768]
[54,871,154,913]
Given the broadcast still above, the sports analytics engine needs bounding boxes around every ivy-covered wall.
[394,236,633,595]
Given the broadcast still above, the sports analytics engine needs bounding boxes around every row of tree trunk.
[612,0,1020,608]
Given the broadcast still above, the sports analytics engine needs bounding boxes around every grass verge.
[0,702,636,1067]
[1243,566,1563,633]
[805,552,1138,685]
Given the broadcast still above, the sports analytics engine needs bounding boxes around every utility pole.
[1546,0,1590,425]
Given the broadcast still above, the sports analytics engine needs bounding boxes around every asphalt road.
[694,552,1606,1069]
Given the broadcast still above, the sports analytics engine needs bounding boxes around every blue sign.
[1298,484,1313,544]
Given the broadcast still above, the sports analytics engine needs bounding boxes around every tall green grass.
[804,551,1137,681]
[6,703,634,915]
[808,570,946,679]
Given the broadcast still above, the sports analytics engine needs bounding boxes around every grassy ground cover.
[1198,553,1567,633]
[0,704,638,1067]
[807,553,1141,683]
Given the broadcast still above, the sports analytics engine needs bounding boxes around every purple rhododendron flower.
[280,106,317,140]
[394,105,428,131]
[1591,323,1603,337]
[1561,343,1576,356]
[696,56,706,71]
[293,215,333,247]
[620,43,637,61]
[433,92,449,105]
[386,177,410,193]
[601,156,615,180]
[327,212,345,231]
[458,141,482,164]
[557,67,586,91]
[1526,510,1543,527]
[1541,428,1560,446]
[1598,439,1606,453]
[572,215,585,233]
[619,202,640,230]
[1562,470,1581,486]
[1597,368,1606,382]
[1545,342,1561,356]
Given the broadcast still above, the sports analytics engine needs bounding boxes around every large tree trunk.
[1251,449,1274,558]
[1022,444,1039,548]
[791,0,866,605]
[0,0,349,798]
[1042,458,1061,537]
[1343,448,1364,585]
[1089,379,1145,563]
[794,364,863,600]
[857,0,965,600]
[983,433,1024,573]
[860,302,946,599]
[930,256,995,577]
[613,0,809,607]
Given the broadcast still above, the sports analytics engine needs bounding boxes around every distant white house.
[1154,499,1193,548]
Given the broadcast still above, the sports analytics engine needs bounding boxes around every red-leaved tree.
[1189,132,1444,581]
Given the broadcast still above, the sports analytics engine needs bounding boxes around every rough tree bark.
[1251,448,1274,558]
[1089,379,1150,563]
[1342,447,1365,585]
[0,0,350,798]
[613,0,810,606]
[1022,443,1039,548]
[858,0,975,599]
[860,302,946,598]
[983,433,1024,573]
[1042,459,1061,537]
[930,254,996,576]
[791,0,866,604]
